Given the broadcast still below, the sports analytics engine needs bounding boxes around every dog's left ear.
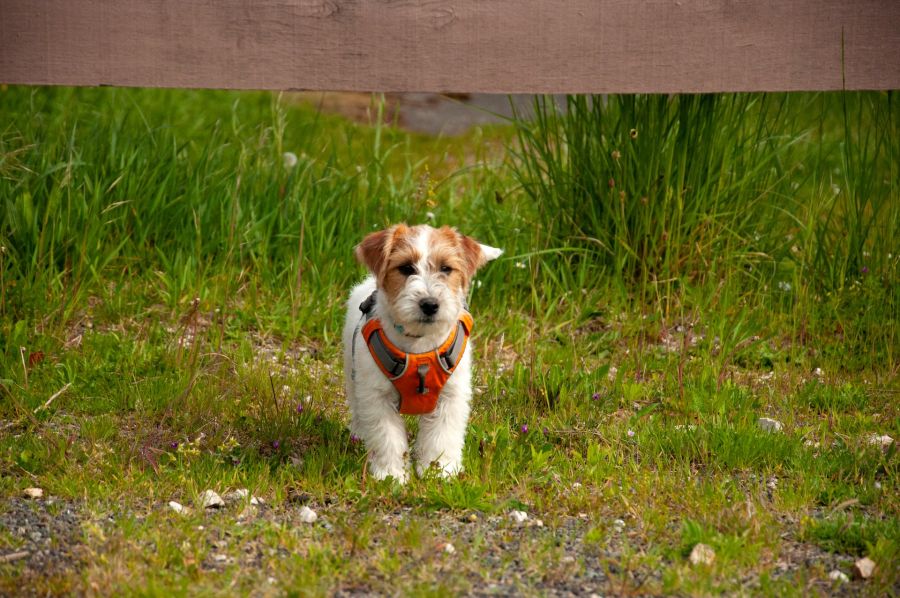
[459,233,503,278]
[355,227,392,275]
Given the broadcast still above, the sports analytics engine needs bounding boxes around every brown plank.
[1,0,898,93]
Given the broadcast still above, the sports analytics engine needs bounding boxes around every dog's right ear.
[355,227,392,275]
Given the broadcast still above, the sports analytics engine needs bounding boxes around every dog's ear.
[459,233,503,278]
[355,227,392,275]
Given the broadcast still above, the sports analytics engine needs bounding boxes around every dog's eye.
[440,265,453,274]
[398,264,416,276]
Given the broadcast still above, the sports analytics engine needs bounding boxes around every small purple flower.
[520,424,529,434]
[170,442,179,450]
[627,429,635,438]
[350,434,360,444]
[272,440,280,449]
[296,403,303,413]
[592,392,601,401]
[861,266,869,274]
[542,427,549,435]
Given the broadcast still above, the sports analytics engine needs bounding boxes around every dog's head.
[355,224,502,336]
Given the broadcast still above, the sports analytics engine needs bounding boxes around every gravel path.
[0,495,871,596]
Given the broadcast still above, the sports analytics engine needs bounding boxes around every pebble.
[612,519,626,533]
[509,510,528,524]
[298,506,318,524]
[866,434,894,452]
[224,489,249,503]
[23,488,43,499]
[237,505,258,521]
[828,570,849,583]
[442,542,456,554]
[212,553,228,563]
[852,556,876,580]
[199,490,225,509]
[758,417,783,433]
[467,513,478,523]
[689,543,716,566]
[168,501,189,514]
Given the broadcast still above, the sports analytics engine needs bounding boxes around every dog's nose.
[419,297,440,316]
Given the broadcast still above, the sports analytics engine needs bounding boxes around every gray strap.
[440,321,467,372]
[368,331,407,378]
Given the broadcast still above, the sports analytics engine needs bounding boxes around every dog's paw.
[370,462,409,485]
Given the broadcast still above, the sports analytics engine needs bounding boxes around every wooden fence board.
[1,0,898,92]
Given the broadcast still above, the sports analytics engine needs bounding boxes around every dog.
[343,224,502,483]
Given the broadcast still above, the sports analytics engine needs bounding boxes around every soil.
[285,92,562,136]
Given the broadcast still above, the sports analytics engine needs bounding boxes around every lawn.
[0,86,898,596]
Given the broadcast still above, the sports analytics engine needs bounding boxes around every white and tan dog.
[343,224,501,483]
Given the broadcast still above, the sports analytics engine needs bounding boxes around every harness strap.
[367,329,407,378]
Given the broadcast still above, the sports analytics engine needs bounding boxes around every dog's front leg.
[351,396,410,484]
[415,382,471,478]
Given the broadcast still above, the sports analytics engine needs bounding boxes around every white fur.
[342,226,501,483]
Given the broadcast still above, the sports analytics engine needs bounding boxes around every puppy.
[343,224,502,483]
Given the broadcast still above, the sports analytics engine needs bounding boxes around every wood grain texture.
[1,0,898,92]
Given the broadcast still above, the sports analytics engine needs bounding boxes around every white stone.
[199,490,225,509]
[168,501,189,514]
[612,519,626,532]
[828,570,849,583]
[758,417,783,433]
[509,510,528,524]
[533,519,544,528]
[298,506,318,524]
[23,488,43,499]
[224,489,249,503]
[852,556,876,579]
[212,553,228,563]
[866,434,894,452]
[442,542,456,554]
[689,543,716,566]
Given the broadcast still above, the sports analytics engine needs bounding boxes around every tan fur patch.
[379,225,421,302]
[428,226,474,294]
[355,227,392,274]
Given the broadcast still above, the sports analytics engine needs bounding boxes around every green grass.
[0,86,898,595]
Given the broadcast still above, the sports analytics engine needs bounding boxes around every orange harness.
[360,300,473,415]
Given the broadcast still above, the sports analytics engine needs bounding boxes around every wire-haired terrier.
[343,224,502,483]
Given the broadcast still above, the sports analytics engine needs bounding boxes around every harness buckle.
[416,364,429,394]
